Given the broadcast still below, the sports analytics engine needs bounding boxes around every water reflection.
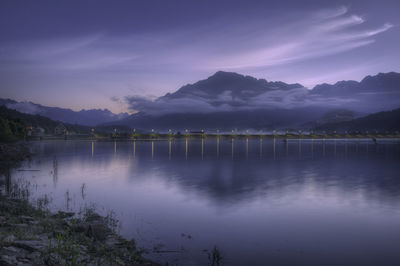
[133,140,136,158]
[231,138,234,159]
[298,138,301,159]
[7,139,400,266]
[201,138,204,160]
[285,138,288,156]
[216,136,220,158]
[185,137,188,160]
[245,138,248,159]
[91,141,94,157]
[151,141,154,159]
[21,139,400,206]
[52,156,58,187]
[168,139,172,160]
[334,139,336,157]
[311,138,314,158]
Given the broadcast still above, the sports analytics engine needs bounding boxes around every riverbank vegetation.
[0,107,26,142]
[0,193,159,265]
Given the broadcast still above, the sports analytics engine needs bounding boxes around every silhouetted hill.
[318,109,355,124]
[311,72,400,96]
[0,105,90,135]
[117,107,331,131]
[0,98,129,126]
[315,108,400,133]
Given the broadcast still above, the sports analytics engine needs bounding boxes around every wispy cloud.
[313,6,349,20]
[1,6,392,73]
[0,5,396,113]
[205,7,393,70]
[0,35,139,71]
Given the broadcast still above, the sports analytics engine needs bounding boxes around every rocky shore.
[0,195,159,265]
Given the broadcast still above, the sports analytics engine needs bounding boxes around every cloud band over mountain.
[123,71,399,116]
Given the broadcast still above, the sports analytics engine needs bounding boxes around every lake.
[7,138,400,265]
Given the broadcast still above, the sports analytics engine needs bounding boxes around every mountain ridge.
[2,71,399,129]
[116,71,400,130]
[0,98,129,126]
[316,108,400,132]
[310,72,400,96]
[162,71,304,102]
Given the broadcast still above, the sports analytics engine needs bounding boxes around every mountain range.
[115,71,400,131]
[1,71,399,130]
[0,98,128,126]
[316,108,400,133]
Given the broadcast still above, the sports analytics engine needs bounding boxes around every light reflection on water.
[8,139,400,265]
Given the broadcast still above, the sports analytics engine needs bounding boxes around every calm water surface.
[8,138,400,265]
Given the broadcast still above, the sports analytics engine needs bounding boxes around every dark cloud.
[110,96,121,102]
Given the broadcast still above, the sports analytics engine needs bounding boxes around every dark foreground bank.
[0,196,159,266]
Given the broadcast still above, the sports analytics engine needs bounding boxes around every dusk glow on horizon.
[1,0,399,113]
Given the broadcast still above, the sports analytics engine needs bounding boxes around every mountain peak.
[361,71,400,83]
[209,71,246,79]
[162,71,304,101]
[213,70,239,76]
[311,71,400,95]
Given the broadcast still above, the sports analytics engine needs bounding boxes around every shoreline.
[0,196,159,265]
[21,134,400,142]
[0,141,160,266]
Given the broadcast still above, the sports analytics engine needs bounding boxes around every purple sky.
[0,0,399,113]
